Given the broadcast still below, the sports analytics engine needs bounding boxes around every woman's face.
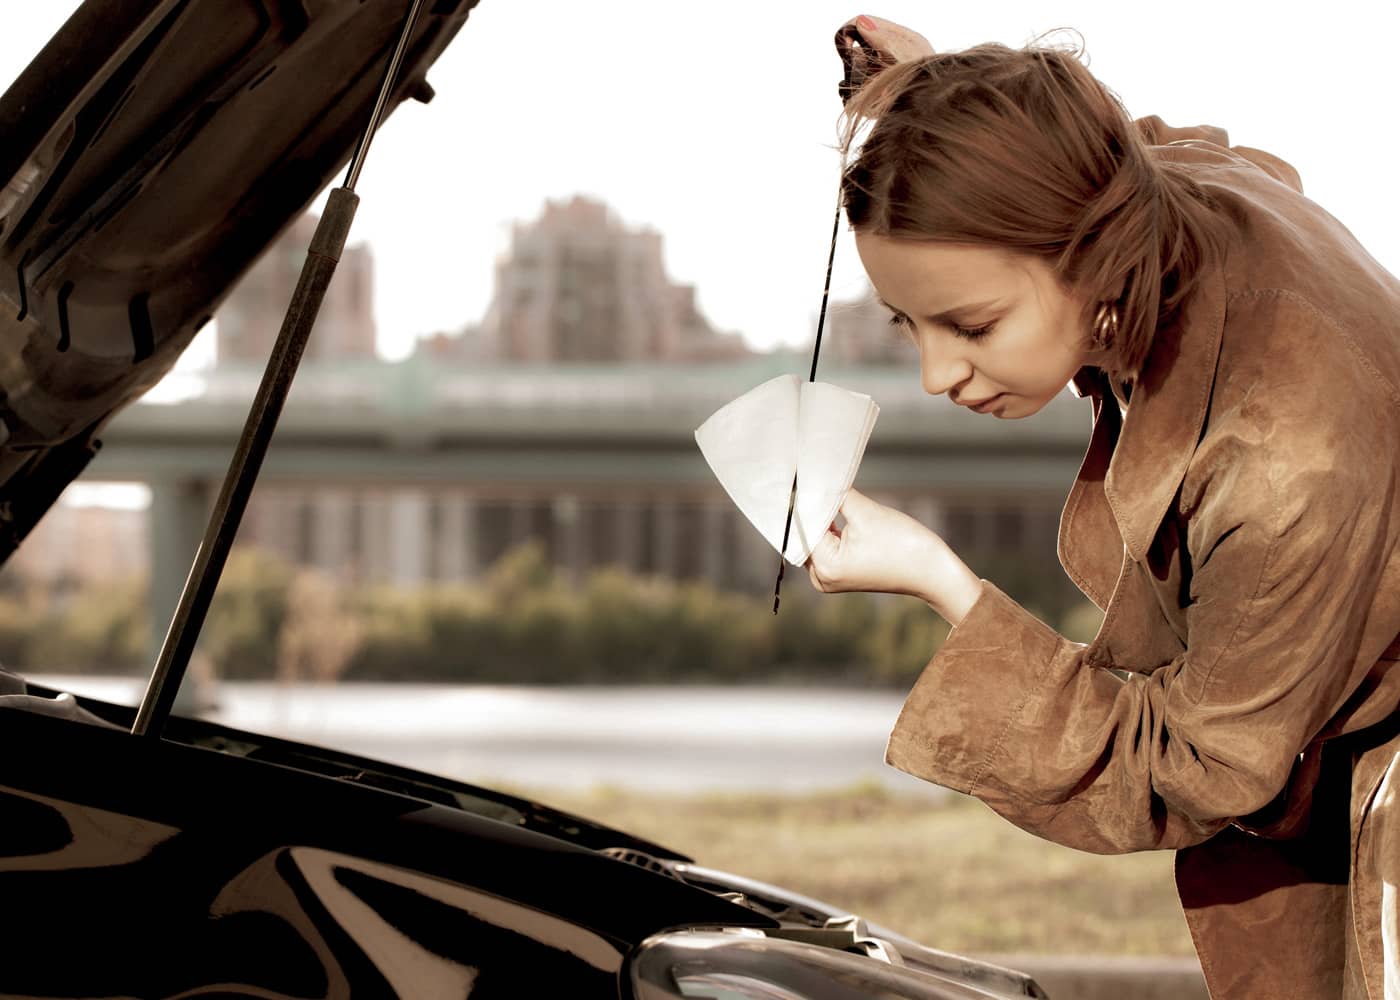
[854,233,1091,419]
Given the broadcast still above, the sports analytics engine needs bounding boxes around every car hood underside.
[0,0,476,564]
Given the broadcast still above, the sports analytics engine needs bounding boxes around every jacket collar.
[1103,264,1228,562]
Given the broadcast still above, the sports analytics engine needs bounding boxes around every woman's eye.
[954,324,993,342]
[887,313,916,341]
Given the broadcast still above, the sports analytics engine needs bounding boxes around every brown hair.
[841,39,1225,381]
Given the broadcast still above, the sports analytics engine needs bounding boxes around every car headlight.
[627,930,1013,1000]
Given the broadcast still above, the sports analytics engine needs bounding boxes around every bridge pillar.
[552,495,583,583]
[147,476,211,714]
[310,489,353,576]
[388,490,428,585]
[435,492,467,581]
[460,495,480,580]
[701,504,726,586]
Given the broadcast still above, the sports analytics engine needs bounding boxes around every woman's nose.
[919,343,974,397]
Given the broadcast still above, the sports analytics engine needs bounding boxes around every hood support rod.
[132,0,427,737]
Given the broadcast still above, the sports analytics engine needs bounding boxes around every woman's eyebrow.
[877,296,1001,324]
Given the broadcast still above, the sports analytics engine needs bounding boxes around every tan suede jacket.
[885,119,1400,998]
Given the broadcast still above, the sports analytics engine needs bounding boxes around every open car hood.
[0,0,477,565]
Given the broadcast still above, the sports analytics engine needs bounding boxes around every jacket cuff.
[885,581,1070,794]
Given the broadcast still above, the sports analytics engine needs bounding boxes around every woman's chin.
[991,394,1049,419]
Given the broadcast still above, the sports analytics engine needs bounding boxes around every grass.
[530,782,1195,957]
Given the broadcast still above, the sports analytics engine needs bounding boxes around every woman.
[809,16,1400,998]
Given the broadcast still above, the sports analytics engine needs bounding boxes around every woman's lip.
[967,393,1004,413]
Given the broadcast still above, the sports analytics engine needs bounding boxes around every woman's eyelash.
[887,313,916,342]
[879,310,991,343]
[888,313,994,342]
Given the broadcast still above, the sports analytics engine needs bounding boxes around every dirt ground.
[534,781,1194,957]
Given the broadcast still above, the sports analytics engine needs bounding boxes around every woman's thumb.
[839,487,876,522]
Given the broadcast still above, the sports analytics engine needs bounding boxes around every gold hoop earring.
[1092,302,1120,351]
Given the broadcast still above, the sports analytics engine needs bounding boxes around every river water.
[33,675,946,797]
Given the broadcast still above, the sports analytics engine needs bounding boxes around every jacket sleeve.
[1134,114,1303,193]
[885,435,1391,854]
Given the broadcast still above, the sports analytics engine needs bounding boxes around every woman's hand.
[806,489,983,625]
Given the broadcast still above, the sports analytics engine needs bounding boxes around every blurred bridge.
[95,355,1090,486]
[87,355,1092,659]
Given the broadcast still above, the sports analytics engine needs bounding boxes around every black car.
[0,3,1046,997]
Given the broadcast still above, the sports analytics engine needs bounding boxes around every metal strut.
[770,24,878,614]
[132,0,427,737]
[771,183,843,614]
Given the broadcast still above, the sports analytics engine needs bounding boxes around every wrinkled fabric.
[885,119,1400,998]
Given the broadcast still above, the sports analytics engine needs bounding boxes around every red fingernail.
[857,15,876,30]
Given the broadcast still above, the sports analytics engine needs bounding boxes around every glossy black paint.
[0,704,776,998]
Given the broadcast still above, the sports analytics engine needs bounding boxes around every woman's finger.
[810,526,840,566]
[844,14,934,63]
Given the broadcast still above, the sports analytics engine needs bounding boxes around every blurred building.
[416,324,486,362]
[7,492,148,588]
[215,213,377,363]
[427,196,751,364]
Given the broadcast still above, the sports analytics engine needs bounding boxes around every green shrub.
[198,547,294,679]
[0,593,35,668]
[2,540,1105,686]
[422,586,502,680]
[344,585,436,680]
[24,580,148,674]
[772,589,878,671]
[574,567,669,679]
[484,541,555,606]
[497,584,584,682]
[653,581,773,681]
[862,597,951,685]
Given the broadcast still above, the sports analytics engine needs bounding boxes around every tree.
[276,568,362,684]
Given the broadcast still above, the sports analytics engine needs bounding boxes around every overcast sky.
[4,2,1398,362]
